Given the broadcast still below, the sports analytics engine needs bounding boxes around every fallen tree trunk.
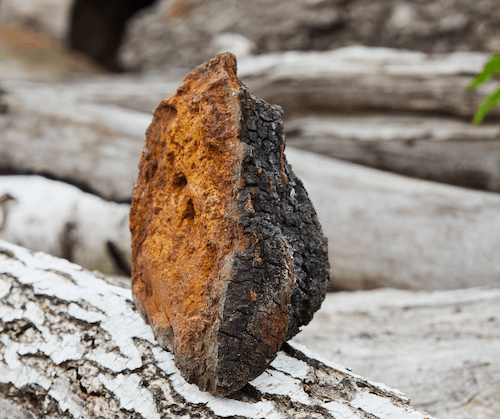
[3,142,500,291]
[0,81,151,202]
[0,176,131,276]
[3,50,500,204]
[289,148,500,290]
[293,286,500,419]
[239,47,497,119]
[4,47,494,118]
[286,114,500,193]
[0,240,434,419]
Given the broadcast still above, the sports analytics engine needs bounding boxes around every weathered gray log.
[4,138,500,292]
[3,48,500,198]
[0,176,131,276]
[3,47,498,117]
[120,0,500,72]
[4,85,500,204]
[290,148,500,290]
[0,80,152,201]
[239,47,498,119]
[286,114,500,192]
[293,286,500,419]
[0,240,434,419]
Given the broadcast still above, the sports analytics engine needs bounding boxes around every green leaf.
[472,87,500,124]
[0,51,6,61]
[468,54,500,89]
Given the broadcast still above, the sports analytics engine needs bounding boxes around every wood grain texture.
[239,47,497,119]
[286,114,500,193]
[0,240,434,419]
[1,47,498,201]
[288,147,500,291]
[293,287,500,419]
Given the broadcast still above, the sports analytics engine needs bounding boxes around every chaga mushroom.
[130,52,330,396]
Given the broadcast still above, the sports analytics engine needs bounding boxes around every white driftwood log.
[3,141,500,291]
[0,176,131,276]
[287,148,500,290]
[293,286,500,419]
[1,47,498,201]
[286,114,500,193]
[239,47,497,119]
[0,81,152,202]
[0,240,434,419]
[4,46,493,117]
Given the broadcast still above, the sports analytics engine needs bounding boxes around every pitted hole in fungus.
[145,162,158,182]
[172,172,188,189]
[182,198,195,221]
[157,104,178,126]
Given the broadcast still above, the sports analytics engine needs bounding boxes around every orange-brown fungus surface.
[130,53,245,380]
[130,53,330,396]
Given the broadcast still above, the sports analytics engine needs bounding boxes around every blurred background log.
[238,48,499,119]
[286,114,500,193]
[1,48,499,200]
[3,154,500,291]
[0,176,131,276]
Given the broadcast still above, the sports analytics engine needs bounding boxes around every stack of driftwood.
[1,47,499,418]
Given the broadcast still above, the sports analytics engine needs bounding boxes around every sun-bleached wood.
[293,287,500,419]
[238,46,496,119]
[3,144,500,291]
[0,240,434,419]
[1,47,497,202]
[286,114,500,193]
[289,148,500,290]
[0,176,131,276]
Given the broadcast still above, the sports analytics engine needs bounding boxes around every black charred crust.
[215,87,330,395]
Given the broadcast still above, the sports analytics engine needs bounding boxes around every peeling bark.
[0,240,434,418]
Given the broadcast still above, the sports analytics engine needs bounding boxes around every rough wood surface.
[2,48,499,201]
[120,0,500,72]
[293,287,500,419]
[0,80,152,202]
[286,114,500,192]
[0,176,131,276]
[4,47,496,116]
[0,240,434,419]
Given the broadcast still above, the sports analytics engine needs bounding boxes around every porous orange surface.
[130,52,330,396]
[130,53,248,390]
